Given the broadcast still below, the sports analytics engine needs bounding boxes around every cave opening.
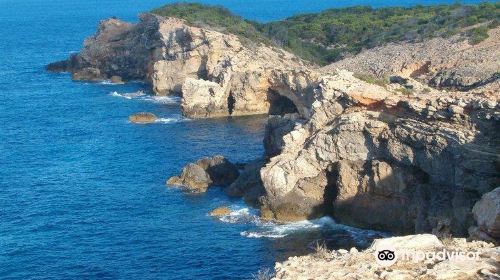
[267,89,298,116]
[227,91,236,115]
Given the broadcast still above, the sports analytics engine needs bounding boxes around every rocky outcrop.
[48,13,317,119]
[224,159,266,206]
[128,112,157,123]
[260,70,499,236]
[323,27,500,95]
[272,234,499,280]
[167,155,239,192]
[209,206,231,217]
[471,187,500,241]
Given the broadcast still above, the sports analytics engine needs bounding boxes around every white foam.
[143,95,181,105]
[241,216,338,239]
[215,206,383,240]
[155,115,190,124]
[109,90,180,104]
[219,207,259,224]
[110,90,146,99]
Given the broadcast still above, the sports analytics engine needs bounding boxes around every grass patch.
[467,26,490,44]
[353,73,389,87]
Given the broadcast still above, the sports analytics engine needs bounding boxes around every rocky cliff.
[260,70,499,238]
[48,13,318,119]
[49,14,499,240]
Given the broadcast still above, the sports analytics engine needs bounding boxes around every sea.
[0,0,491,279]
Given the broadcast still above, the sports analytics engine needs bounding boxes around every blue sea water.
[0,0,493,279]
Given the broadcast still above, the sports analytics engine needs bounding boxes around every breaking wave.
[110,90,180,104]
[216,206,384,241]
[155,115,190,124]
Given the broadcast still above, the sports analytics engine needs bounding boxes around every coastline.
[45,2,499,278]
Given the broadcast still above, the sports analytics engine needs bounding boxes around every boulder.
[166,163,212,192]
[195,155,239,187]
[128,112,157,124]
[472,187,500,239]
[110,75,124,84]
[167,155,239,192]
[369,234,443,251]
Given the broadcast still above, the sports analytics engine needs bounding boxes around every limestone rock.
[49,13,315,119]
[110,75,124,84]
[128,112,157,124]
[369,234,443,251]
[472,187,500,240]
[167,163,212,192]
[271,234,499,280]
[224,159,266,206]
[260,69,499,236]
[167,155,239,192]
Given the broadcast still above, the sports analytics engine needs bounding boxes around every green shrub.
[467,26,490,44]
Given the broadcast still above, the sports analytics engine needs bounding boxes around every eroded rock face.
[260,70,499,235]
[224,159,266,207]
[48,14,318,119]
[167,155,239,192]
[272,234,499,280]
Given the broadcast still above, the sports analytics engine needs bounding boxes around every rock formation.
[272,234,499,280]
[48,13,316,119]
[224,159,266,206]
[49,13,499,238]
[167,155,239,192]
[260,69,499,236]
[209,206,231,217]
[128,112,157,124]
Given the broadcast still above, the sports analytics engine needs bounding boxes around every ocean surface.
[0,0,492,279]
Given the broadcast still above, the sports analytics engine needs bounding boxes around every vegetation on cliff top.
[152,2,499,65]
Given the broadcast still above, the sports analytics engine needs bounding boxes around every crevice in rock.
[227,91,236,115]
[323,165,340,217]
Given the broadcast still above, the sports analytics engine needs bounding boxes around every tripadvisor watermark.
[374,247,481,267]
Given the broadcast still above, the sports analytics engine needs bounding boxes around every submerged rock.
[128,112,157,124]
[209,207,231,217]
[167,155,239,192]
